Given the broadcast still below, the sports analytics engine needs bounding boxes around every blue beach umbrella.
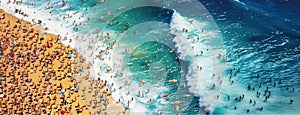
[68,52,73,57]
[80,69,85,72]
[60,89,65,95]
[100,103,104,107]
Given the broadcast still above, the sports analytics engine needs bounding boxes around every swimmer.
[290,99,293,104]
[212,83,216,89]
[256,107,263,111]
[279,79,282,84]
[259,82,262,88]
[247,84,251,90]
[292,87,295,92]
[170,49,175,53]
[117,7,123,11]
[174,85,178,90]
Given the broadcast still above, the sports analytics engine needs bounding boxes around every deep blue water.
[199,0,300,114]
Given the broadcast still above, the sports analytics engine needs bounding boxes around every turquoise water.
[107,8,182,111]
[128,41,181,85]
[128,41,183,113]
[107,6,173,32]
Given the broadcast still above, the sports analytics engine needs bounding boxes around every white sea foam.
[0,1,85,47]
[230,0,249,10]
[170,10,226,112]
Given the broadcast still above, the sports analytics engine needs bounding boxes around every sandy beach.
[0,9,128,115]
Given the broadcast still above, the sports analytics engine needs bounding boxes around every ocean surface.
[1,0,299,114]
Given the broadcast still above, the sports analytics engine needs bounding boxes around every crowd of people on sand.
[0,9,93,114]
[0,0,131,114]
[78,71,130,115]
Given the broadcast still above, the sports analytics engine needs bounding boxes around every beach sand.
[0,9,128,114]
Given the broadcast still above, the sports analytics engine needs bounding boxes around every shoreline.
[0,1,148,113]
[0,8,90,114]
[0,7,128,114]
[0,1,132,114]
[0,1,81,48]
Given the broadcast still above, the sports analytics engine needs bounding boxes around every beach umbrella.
[60,89,65,95]
[80,69,85,72]
[68,52,73,57]
[60,110,67,114]
[70,86,75,90]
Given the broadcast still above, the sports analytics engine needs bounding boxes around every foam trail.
[88,29,149,114]
[229,0,249,10]
[170,10,226,113]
